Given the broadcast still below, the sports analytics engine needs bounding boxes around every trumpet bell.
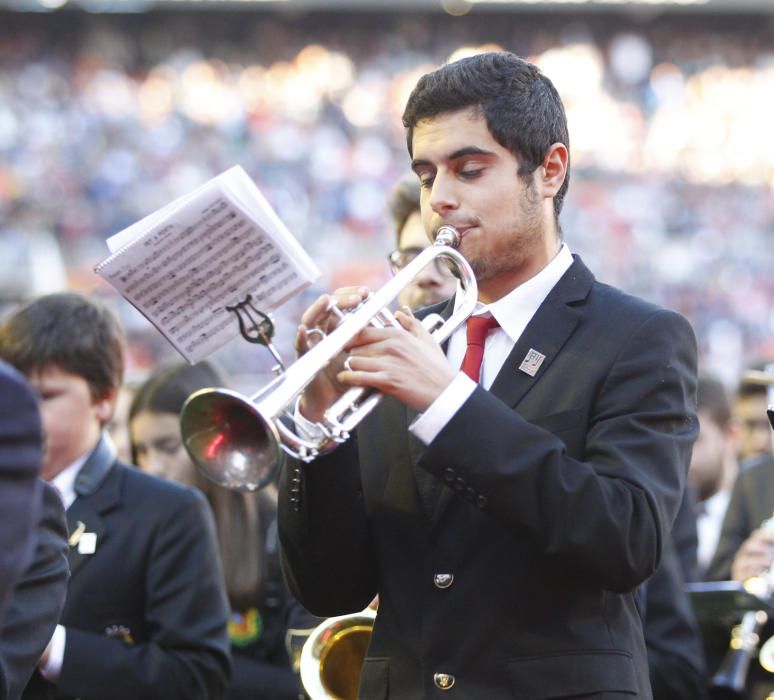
[180,387,281,491]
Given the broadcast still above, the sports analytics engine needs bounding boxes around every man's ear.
[94,386,119,425]
[541,142,569,198]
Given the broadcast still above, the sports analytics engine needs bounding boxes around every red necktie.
[460,315,500,383]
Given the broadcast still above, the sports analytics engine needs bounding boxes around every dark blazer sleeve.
[0,482,69,700]
[0,362,43,620]
[55,488,231,700]
[279,440,377,616]
[420,308,698,592]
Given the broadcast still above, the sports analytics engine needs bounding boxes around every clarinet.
[711,516,774,698]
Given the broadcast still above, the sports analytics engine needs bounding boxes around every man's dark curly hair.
[402,51,570,222]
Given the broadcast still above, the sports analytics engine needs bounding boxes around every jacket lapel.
[66,434,120,575]
[489,257,593,408]
[428,257,595,526]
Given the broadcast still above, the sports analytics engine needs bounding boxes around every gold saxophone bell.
[179,225,477,491]
[299,608,376,700]
[760,634,774,674]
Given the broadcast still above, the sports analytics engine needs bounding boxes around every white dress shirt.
[50,454,88,510]
[696,488,731,578]
[411,244,574,445]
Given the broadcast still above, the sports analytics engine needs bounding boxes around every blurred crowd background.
[0,3,772,393]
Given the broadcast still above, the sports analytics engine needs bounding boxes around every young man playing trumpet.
[278,52,698,699]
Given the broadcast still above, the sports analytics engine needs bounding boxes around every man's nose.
[415,262,443,287]
[144,449,171,476]
[428,174,458,215]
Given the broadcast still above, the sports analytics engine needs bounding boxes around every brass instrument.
[179,225,477,491]
[299,608,377,700]
[712,516,774,696]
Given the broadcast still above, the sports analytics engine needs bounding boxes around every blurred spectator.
[733,362,774,466]
[705,366,774,700]
[128,360,319,700]
[688,373,738,579]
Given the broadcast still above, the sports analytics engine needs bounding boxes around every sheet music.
[95,166,320,363]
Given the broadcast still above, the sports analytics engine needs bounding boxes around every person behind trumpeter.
[278,51,698,699]
[732,361,774,467]
[707,363,774,585]
[128,360,319,700]
[387,173,457,311]
[0,292,231,700]
[687,373,738,580]
[0,361,69,700]
[703,367,774,700]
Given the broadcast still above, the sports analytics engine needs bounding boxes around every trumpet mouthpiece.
[434,225,460,248]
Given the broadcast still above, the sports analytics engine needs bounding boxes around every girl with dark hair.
[129,361,316,700]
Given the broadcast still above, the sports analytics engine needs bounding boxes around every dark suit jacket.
[22,436,231,700]
[278,256,698,700]
[0,361,43,619]
[0,483,69,700]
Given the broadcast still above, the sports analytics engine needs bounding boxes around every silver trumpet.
[180,225,477,491]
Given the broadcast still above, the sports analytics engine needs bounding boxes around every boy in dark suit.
[0,292,231,700]
[279,52,698,699]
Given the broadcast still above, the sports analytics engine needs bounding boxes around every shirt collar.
[51,451,90,509]
[455,243,574,343]
[703,488,730,518]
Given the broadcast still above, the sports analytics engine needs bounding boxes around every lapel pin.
[78,532,98,555]
[68,521,86,547]
[519,349,546,377]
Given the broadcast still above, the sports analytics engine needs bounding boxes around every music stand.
[685,581,774,622]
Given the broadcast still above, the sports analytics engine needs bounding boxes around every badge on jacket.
[68,520,98,554]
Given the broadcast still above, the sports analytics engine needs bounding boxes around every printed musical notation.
[94,165,320,363]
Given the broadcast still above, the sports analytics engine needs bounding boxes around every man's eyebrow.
[411,146,496,172]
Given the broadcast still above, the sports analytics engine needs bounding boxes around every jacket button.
[453,477,466,492]
[434,672,456,690]
[443,468,456,483]
[433,573,454,589]
[475,494,488,510]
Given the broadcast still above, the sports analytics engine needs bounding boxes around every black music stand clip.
[226,295,286,374]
